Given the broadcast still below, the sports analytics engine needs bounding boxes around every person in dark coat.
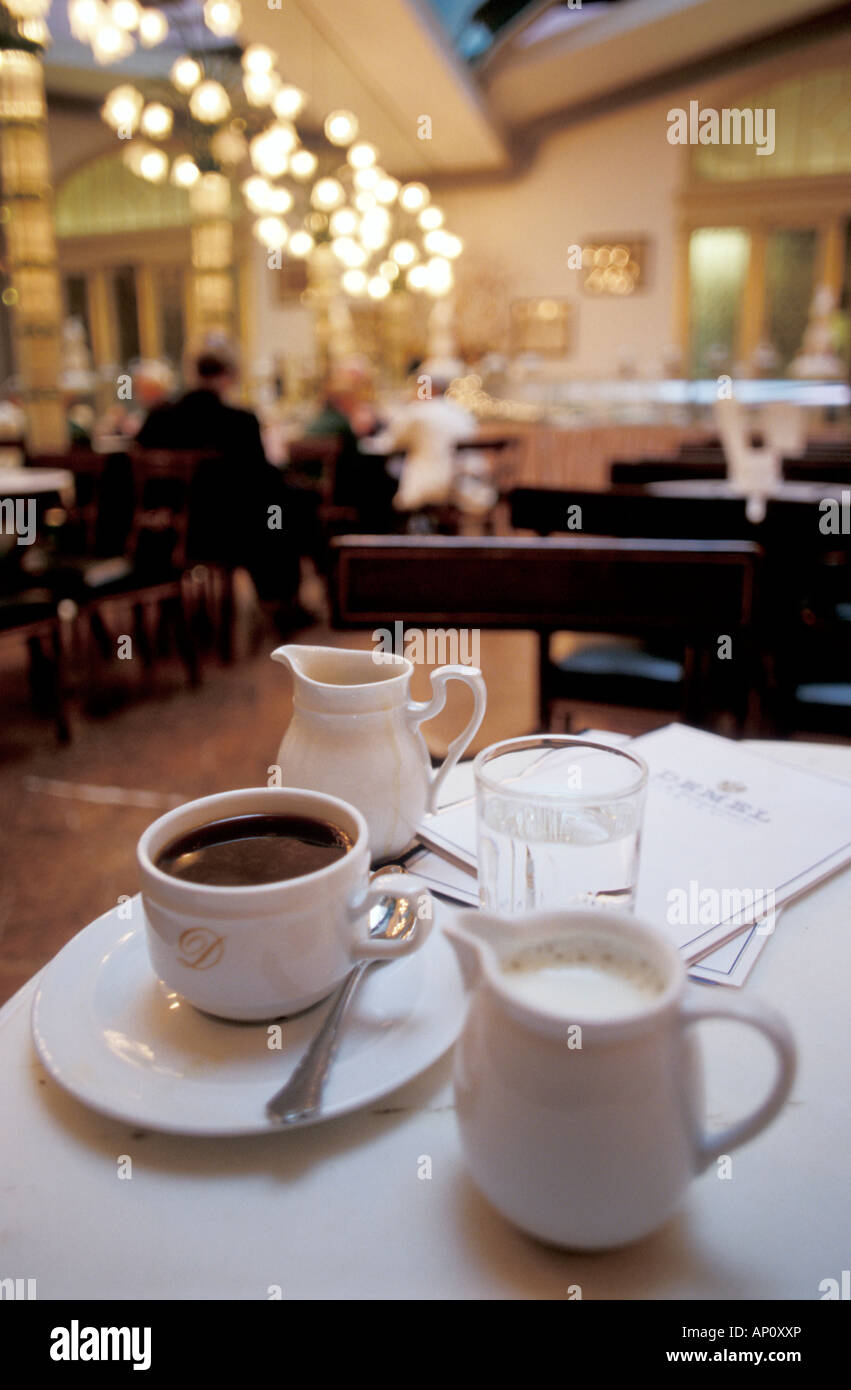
[136,344,308,625]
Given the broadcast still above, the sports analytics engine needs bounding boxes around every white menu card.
[413,724,851,987]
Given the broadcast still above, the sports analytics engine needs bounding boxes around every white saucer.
[31,900,465,1136]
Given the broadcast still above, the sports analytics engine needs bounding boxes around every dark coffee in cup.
[155,813,353,886]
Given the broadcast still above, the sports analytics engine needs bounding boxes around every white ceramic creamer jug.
[272,645,486,861]
[444,908,796,1251]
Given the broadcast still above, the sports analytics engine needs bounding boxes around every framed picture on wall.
[509,298,574,356]
[579,237,649,295]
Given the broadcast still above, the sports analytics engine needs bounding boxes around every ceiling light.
[288,230,315,258]
[289,149,317,180]
[203,0,241,38]
[273,86,306,120]
[324,110,358,146]
[171,56,202,92]
[190,81,231,124]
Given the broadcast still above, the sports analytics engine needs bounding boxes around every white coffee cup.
[138,787,431,1022]
[445,908,796,1250]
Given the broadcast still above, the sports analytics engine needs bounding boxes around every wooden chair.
[62,448,207,686]
[509,486,752,541]
[0,531,69,741]
[609,458,727,485]
[782,456,851,484]
[759,497,851,734]
[331,534,761,731]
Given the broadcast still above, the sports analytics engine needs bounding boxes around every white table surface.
[2,740,850,1300]
[0,466,75,506]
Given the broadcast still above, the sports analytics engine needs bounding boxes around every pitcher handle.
[406,665,487,813]
[678,986,796,1173]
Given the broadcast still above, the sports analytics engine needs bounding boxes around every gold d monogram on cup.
[177,928,226,970]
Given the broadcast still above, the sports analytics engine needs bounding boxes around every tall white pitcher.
[272,645,486,861]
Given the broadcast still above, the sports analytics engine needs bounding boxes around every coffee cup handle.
[350,873,432,960]
[678,986,796,1172]
[406,665,487,813]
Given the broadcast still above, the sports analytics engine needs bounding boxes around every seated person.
[304,362,394,526]
[380,371,494,518]
[137,342,308,628]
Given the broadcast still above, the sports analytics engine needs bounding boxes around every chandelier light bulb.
[267,186,294,215]
[354,190,377,213]
[171,155,201,188]
[68,0,100,39]
[110,0,141,30]
[442,233,463,259]
[241,44,275,74]
[329,208,358,237]
[311,177,345,210]
[399,182,430,213]
[367,276,390,300]
[273,86,306,120]
[289,149,317,181]
[140,102,173,139]
[139,147,169,183]
[244,71,280,107]
[7,0,51,14]
[380,260,400,282]
[425,256,452,295]
[250,123,298,178]
[407,264,428,291]
[241,176,271,212]
[324,110,358,147]
[332,238,367,269]
[190,81,231,124]
[342,270,368,297]
[171,56,202,92]
[101,84,144,133]
[210,125,248,166]
[255,216,289,250]
[360,207,391,250]
[288,230,315,258]
[391,240,417,267]
[138,8,168,46]
[203,0,241,37]
[347,142,377,170]
[92,23,133,63]
[419,206,443,230]
[353,167,379,191]
[374,176,400,206]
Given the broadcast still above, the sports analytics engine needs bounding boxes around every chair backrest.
[287,436,342,502]
[782,456,851,484]
[331,535,760,638]
[509,486,751,540]
[129,448,223,570]
[610,458,726,485]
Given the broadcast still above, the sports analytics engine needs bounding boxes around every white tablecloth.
[1,741,849,1299]
[0,467,75,508]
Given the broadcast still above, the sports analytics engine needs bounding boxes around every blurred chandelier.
[67,0,171,64]
[1,0,52,50]
[68,0,244,65]
[98,28,462,300]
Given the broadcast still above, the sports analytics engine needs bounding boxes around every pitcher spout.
[443,912,501,991]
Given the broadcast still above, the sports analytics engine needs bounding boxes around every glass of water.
[474,737,648,914]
